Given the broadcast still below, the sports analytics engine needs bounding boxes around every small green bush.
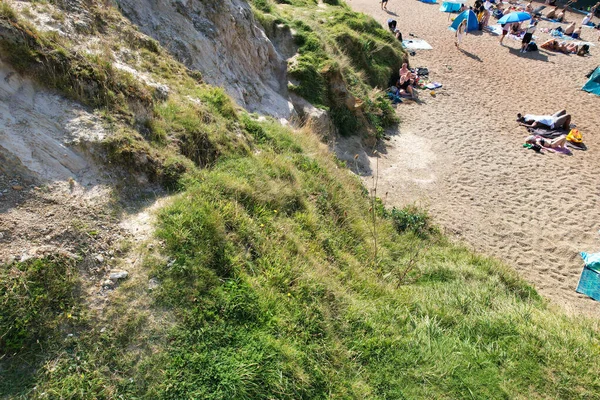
[390,205,437,238]
[0,256,79,353]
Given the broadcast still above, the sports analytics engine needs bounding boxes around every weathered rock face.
[0,59,103,182]
[117,0,293,119]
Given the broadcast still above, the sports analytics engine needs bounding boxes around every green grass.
[2,1,600,399]
[6,119,600,399]
[251,0,402,138]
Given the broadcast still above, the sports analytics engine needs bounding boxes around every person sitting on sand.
[399,63,410,79]
[525,2,532,11]
[398,73,417,99]
[387,18,397,32]
[556,9,566,22]
[571,26,582,38]
[545,6,559,18]
[564,22,576,35]
[582,13,593,26]
[525,135,570,152]
[517,109,572,130]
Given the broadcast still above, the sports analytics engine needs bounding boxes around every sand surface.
[342,0,600,316]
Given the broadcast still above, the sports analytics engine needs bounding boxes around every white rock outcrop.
[0,59,103,182]
[117,0,294,119]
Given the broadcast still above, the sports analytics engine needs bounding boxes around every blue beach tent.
[449,10,479,32]
[582,66,600,96]
[440,1,462,12]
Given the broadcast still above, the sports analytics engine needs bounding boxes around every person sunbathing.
[556,9,566,22]
[571,26,582,38]
[545,6,559,18]
[559,41,579,53]
[525,135,570,152]
[564,22,576,35]
[517,110,571,130]
[398,74,417,99]
[540,39,579,53]
[541,38,559,50]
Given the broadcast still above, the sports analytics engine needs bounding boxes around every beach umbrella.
[497,11,532,24]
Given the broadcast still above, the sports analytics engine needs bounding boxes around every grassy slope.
[252,0,402,138]
[1,1,600,399]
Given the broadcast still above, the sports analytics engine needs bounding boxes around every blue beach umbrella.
[497,11,532,24]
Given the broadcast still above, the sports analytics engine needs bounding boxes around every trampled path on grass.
[344,0,600,316]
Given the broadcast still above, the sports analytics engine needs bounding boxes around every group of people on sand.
[517,110,575,153]
[391,63,418,100]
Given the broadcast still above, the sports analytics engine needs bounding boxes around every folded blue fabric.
[581,251,600,272]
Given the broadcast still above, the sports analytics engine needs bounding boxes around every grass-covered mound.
[2,1,600,399]
[251,0,403,138]
[5,118,600,399]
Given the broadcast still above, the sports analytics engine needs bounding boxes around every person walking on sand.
[456,20,467,48]
[381,0,389,10]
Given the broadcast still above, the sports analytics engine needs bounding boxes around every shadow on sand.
[459,48,483,62]
[508,47,552,62]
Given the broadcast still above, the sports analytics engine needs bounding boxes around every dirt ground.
[341,0,600,316]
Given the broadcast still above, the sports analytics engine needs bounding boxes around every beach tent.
[440,1,463,12]
[449,10,479,32]
[582,66,600,96]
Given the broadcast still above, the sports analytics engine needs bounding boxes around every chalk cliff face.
[117,0,293,119]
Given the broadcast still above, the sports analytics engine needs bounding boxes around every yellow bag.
[566,129,583,143]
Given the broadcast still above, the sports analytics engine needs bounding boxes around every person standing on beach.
[521,21,537,52]
[456,20,467,48]
[500,22,512,45]
[381,0,389,10]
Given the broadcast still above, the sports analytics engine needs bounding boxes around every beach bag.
[566,129,583,143]
[526,42,538,51]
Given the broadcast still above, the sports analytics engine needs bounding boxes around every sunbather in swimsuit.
[517,109,572,130]
[525,134,569,152]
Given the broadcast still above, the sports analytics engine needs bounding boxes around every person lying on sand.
[517,110,572,130]
[540,39,579,53]
[525,135,570,152]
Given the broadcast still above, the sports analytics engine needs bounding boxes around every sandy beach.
[340,0,600,316]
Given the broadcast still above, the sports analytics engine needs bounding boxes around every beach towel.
[582,252,600,271]
[425,82,443,89]
[420,0,438,4]
[487,24,503,35]
[576,251,600,301]
[527,127,567,139]
[402,39,433,50]
[576,265,600,301]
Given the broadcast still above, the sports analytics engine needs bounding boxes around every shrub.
[0,256,79,353]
